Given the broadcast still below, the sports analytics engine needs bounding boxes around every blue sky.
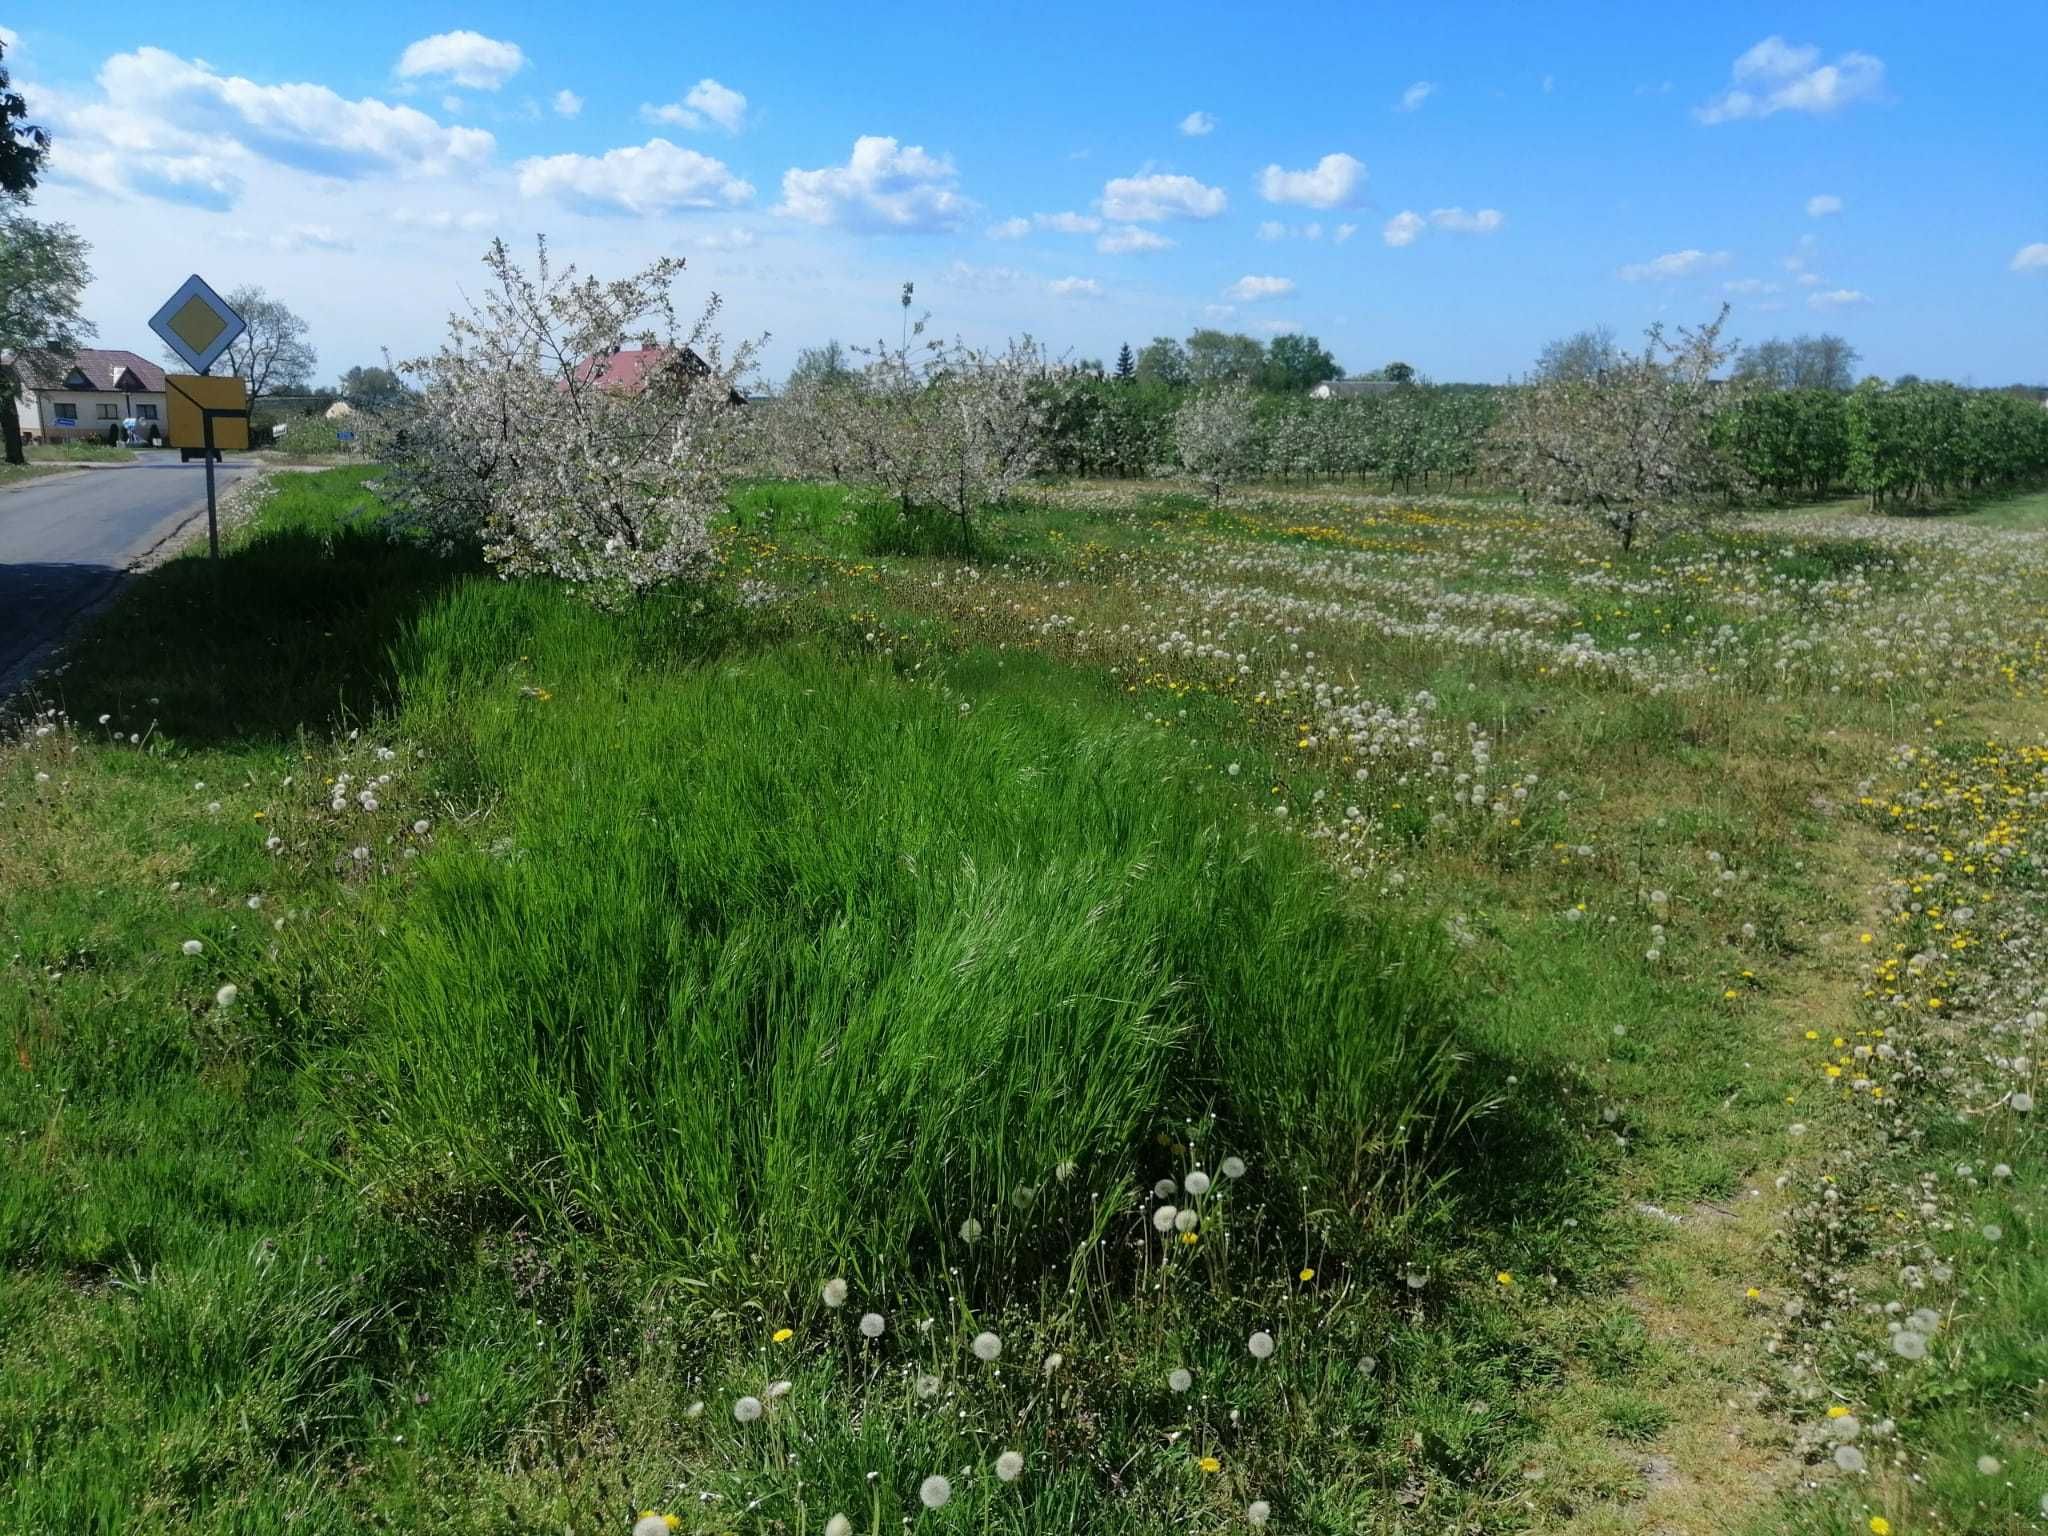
[7,3,2045,385]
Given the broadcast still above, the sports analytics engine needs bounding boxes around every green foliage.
[1843,379,2048,508]
[362,633,1463,1286]
[1259,333,1342,393]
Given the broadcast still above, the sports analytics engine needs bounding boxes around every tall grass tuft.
[358,610,1462,1291]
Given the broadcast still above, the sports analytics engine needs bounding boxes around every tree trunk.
[0,374,23,466]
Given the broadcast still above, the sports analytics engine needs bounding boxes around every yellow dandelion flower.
[1827,1404,1850,1419]
[1869,1519,1891,1536]
[1181,1231,1199,1245]
[1860,933,1874,944]
[1805,1030,1820,1040]
[1198,1456,1222,1474]
[1299,1268,1315,1282]
[1496,1272,1514,1287]
[1745,1287,1761,1300]
[772,1327,794,1343]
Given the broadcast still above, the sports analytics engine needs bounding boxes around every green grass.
[25,441,138,464]
[4,468,2041,1534]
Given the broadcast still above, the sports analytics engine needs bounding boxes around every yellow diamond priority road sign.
[148,274,246,376]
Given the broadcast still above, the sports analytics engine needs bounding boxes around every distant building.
[1309,377,1400,401]
[18,349,169,442]
[569,345,747,405]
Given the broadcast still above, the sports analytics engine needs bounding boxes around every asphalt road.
[0,454,255,692]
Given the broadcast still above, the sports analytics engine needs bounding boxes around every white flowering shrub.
[381,237,759,607]
[1173,381,1260,501]
[768,316,1051,531]
[1489,306,1753,551]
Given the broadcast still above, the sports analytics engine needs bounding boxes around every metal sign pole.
[203,408,219,559]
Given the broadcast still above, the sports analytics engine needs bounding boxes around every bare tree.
[1491,307,1751,551]
[1532,325,1619,383]
[161,285,316,403]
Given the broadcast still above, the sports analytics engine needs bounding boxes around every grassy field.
[2,469,2043,1534]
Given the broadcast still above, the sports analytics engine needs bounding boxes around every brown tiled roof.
[28,349,169,393]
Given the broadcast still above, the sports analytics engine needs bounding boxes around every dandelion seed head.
[825,1516,852,1536]
[822,1277,849,1308]
[995,1451,1024,1482]
[215,984,239,1008]
[1174,1208,1199,1233]
[1169,1368,1193,1393]
[860,1312,886,1338]
[1976,1454,2002,1475]
[1041,1352,1063,1374]
[181,940,203,956]
[1891,1330,1927,1360]
[959,1217,982,1244]
[919,1475,952,1509]
[1248,1330,1275,1359]
[1248,1501,1271,1526]
[915,1373,942,1399]
[1154,1178,1177,1199]
[972,1331,1002,1361]
[1153,1204,1179,1233]
[1833,1445,1866,1473]
[1220,1156,1247,1179]
[633,1516,674,1536]
[732,1396,763,1423]
[2012,1091,2034,1113]
[1184,1170,1212,1196]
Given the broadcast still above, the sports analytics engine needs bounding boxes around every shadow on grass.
[27,518,477,747]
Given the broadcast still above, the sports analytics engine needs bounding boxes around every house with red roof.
[568,345,747,406]
[18,350,170,443]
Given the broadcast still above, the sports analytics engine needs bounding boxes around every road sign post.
[149,276,249,562]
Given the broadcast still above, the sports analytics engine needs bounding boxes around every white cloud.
[1396,81,1435,112]
[989,210,1100,239]
[1179,110,1215,136]
[395,31,527,91]
[1257,220,1286,241]
[552,89,583,118]
[1807,288,1870,309]
[1805,193,1843,217]
[276,222,352,251]
[1722,278,1780,296]
[1049,276,1101,297]
[517,138,754,215]
[1333,222,1357,244]
[1382,210,1425,247]
[1797,272,1822,287]
[1257,319,1301,335]
[1617,248,1731,281]
[642,78,749,133]
[1541,74,1555,94]
[1258,152,1365,209]
[778,136,968,231]
[1203,304,1236,321]
[393,207,496,231]
[1097,225,1173,254]
[40,48,492,203]
[1100,172,1227,222]
[1228,274,1294,301]
[695,226,758,251]
[0,25,17,51]
[2007,242,2048,273]
[1428,206,1504,234]
[1696,36,1886,124]
[942,260,1027,294]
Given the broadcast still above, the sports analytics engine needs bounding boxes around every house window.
[64,371,91,389]
[97,403,121,420]
[136,404,159,421]
[54,402,78,424]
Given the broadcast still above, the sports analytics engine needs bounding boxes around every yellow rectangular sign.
[165,374,251,452]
